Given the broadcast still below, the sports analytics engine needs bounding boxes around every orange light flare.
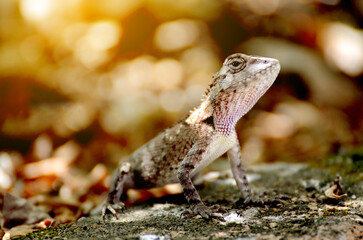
[125,183,183,206]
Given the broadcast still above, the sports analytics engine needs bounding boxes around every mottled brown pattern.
[129,121,214,187]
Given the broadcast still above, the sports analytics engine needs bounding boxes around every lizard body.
[103,53,280,219]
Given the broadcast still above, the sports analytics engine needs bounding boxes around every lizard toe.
[184,204,225,221]
[235,196,285,208]
[102,202,125,220]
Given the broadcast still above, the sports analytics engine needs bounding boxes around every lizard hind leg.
[102,162,133,220]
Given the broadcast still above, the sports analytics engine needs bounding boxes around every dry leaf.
[324,176,347,199]
[2,192,51,229]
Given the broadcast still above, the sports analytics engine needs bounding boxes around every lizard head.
[214,53,280,94]
[208,53,281,135]
[187,53,280,135]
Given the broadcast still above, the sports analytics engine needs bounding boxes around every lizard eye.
[231,61,241,67]
[228,58,246,72]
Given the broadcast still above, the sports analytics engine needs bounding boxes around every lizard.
[102,53,280,219]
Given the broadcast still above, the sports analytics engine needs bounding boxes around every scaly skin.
[103,53,280,219]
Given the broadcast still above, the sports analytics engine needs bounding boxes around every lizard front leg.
[227,139,253,204]
[227,140,255,204]
[228,140,285,207]
[177,139,219,219]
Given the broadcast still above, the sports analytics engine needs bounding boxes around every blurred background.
[0,0,362,223]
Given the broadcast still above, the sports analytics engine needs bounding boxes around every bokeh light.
[154,20,201,52]
[20,0,54,22]
[319,22,363,77]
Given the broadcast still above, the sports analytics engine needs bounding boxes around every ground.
[13,162,363,240]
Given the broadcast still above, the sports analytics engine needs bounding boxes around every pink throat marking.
[214,87,260,136]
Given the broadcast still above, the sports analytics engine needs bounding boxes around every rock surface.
[14,162,363,239]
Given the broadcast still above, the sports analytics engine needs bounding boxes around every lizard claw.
[233,196,263,207]
[193,204,213,219]
[262,198,285,206]
[182,204,225,221]
[235,196,284,208]
[102,202,125,220]
[243,196,264,206]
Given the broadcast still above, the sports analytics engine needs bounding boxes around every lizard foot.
[235,196,284,208]
[182,204,224,220]
[102,202,125,220]
[208,204,227,213]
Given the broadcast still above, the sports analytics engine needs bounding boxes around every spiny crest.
[203,73,221,98]
[203,87,210,97]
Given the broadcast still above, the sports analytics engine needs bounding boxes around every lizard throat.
[214,85,267,136]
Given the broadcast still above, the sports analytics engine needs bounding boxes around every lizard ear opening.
[201,115,215,129]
